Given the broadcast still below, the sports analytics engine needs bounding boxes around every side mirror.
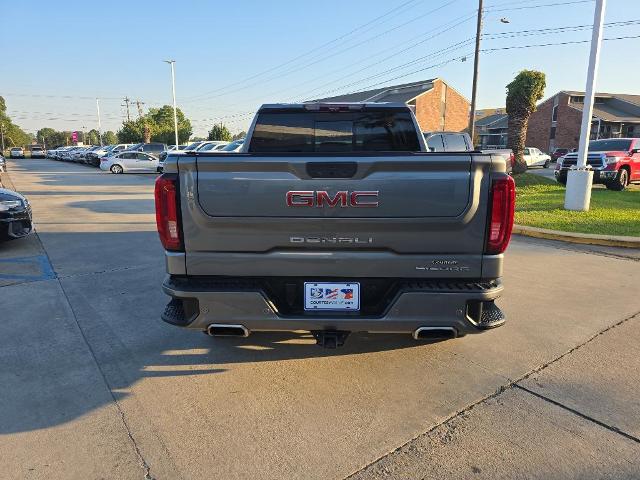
[630,148,640,155]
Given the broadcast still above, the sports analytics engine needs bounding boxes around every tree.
[146,106,192,144]
[0,95,33,149]
[232,130,246,140]
[86,129,101,145]
[208,123,232,142]
[117,119,146,143]
[506,70,546,174]
[102,131,117,145]
[37,127,57,147]
[116,105,192,145]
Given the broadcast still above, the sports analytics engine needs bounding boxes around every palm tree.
[506,70,546,174]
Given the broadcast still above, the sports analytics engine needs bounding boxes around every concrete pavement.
[0,158,639,479]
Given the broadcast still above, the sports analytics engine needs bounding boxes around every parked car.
[423,131,514,174]
[100,151,160,174]
[9,147,24,159]
[182,141,207,152]
[196,141,229,152]
[59,146,84,161]
[423,131,473,152]
[0,187,33,242]
[30,146,46,158]
[0,155,6,172]
[87,144,133,166]
[218,139,244,152]
[522,147,551,168]
[67,146,92,162]
[52,146,74,160]
[555,137,640,191]
[126,142,167,156]
[157,103,514,347]
[551,148,570,162]
[159,145,188,162]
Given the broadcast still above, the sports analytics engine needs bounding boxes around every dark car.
[126,142,167,156]
[551,148,570,162]
[0,187,33,241]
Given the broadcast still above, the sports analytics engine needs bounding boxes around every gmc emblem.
[286,190,379,207]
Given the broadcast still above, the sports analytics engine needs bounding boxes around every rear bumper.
[161,275,505,335]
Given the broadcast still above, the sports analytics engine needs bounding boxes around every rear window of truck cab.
[248,110,421,153]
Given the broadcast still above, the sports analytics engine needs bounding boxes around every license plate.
[304,282,360,311]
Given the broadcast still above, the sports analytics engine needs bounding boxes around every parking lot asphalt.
[1,158,639,480]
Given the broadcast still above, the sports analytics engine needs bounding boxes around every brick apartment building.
[313,78,470,133]
[527,91,640,152]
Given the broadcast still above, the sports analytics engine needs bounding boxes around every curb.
[513,224,640,249]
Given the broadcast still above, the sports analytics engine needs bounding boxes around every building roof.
[311,79,437,103]
[561,90,640,123]
[475,113,508,128]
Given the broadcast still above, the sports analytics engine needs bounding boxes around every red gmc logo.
[286,190,379,207]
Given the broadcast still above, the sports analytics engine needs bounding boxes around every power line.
[181,0,426,102]
[480,34,640,52]
[485,0,594,12]
[182,0,461,104]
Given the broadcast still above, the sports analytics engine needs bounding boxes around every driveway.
[1,159,639,479]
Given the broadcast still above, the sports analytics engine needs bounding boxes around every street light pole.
[564,0,606,211]
[96,98,103,146]
[468,0,484,146]
[1,123,5,153]
[164,60,179,147]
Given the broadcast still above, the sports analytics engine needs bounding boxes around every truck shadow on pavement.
[0,229,442,435]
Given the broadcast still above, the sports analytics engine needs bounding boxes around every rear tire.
[110,164,124,174]
[606,168,628,191]
[543,160,549,168]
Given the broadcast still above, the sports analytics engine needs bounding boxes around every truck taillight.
[155,174,183,251]
[485,175,515,255]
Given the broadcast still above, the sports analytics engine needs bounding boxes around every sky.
[2,0,639,138]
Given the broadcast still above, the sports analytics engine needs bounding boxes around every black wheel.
[606,168,628,191]
[110,164,124,174]
[543,160,550,168]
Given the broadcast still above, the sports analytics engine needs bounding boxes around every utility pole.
[468,0,484,147]
[122,96,131,122]
[135,100,145,119]
[96,98,103,146]
[1,123,5,153]
[564,0,606,211]
[164,60,179,147]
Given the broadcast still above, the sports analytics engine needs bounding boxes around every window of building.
[551,105,558,122]
[550,126,556,140]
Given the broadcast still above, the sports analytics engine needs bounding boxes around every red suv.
[555,138,640,191]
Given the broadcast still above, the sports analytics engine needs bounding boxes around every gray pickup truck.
[156,103,515,347]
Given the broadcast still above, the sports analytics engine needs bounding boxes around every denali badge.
[290,236,374,244]
[286,190,379,207]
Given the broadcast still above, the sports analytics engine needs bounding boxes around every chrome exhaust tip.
[206,324,250,337]
[412,327,457,341]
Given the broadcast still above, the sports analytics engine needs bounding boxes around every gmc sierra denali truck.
[156,103,515,347]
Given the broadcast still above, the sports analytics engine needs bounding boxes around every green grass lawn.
[513,173,640,237]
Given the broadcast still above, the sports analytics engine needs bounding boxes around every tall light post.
[564,0,606,211]
[164,60,179,147]
[96,98,103,146]
[468,0,484,146]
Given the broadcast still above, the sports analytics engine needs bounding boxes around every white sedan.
[100,151,159,174]
[523,147,552,168]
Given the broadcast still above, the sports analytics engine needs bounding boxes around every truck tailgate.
[177,152,493,277]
